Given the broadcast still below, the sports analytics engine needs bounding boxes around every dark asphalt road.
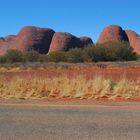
[0,103,140,140]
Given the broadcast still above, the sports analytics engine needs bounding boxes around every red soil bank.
[0,67,140,81]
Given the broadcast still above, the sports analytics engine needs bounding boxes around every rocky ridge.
[0,25,140,55]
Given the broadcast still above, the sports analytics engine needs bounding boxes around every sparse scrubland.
[0,75,139,100]
[0,41,138,64]
[0,41,139,101]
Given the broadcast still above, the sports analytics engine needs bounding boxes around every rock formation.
[0,26,55,55]
[97,25,128,44]
[14,26,55,54]
[79,37,93,47]
[48,32,82,52]
[0,35,17,55]
[125,30,140,54]
[0,24,140,55]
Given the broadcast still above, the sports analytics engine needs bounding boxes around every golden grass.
[0,75,139,100]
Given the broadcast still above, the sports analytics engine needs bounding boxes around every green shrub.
[24,51,40,62]
[47,51,68,62]
[92,47,105,62]
[96,41,137,61]
[137,54,140,60]
[95,44,117,61]
[38,54,48,63]
[67,48,84,63]
[115,42,137,61]
[82,45,95,62]
[0,56,7,63]
[0,41,137,64]
[5,49,24,63]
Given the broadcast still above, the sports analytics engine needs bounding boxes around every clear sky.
[0,0,139,42]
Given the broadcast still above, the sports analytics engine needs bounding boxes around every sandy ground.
[1,67,140,80]
[0,100,140,140]
[0,98,140,105]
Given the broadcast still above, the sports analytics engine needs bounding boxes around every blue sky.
[0,0,139,42]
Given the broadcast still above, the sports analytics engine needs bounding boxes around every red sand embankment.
[0,67,140,80]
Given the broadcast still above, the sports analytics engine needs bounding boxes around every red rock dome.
[0,35,17,55]
[79,37,93,47]
[125,30,140,54]
[97,25,128,44]
[14,26,55,54]
[49,32,81,52]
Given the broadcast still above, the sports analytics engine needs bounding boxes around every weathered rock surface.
[97,25,128,44]
[0,26,55,55]
[48,32,82,52]
[125,30,140,54]
[0,35,17,55]
[0,24,140,55]
[14,26,55,54]
[5,35,17,42]
[79,37,93,46]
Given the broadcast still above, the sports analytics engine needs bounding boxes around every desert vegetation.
[0,41,139,101]
[0,41,137,64]
[0,75,139,100]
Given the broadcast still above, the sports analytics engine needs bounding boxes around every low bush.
[47,51,68,62]
[96,41,137,61]
[5,49,24,63]
[0,41,138,64]
[67,48,84,63]
[23,51,41,62]
[115,42,137,61]
[38,55,48,63]
[0,56,7,64]
[82,45,95,62]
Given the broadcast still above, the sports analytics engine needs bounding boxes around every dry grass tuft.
[0,75,139,100]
